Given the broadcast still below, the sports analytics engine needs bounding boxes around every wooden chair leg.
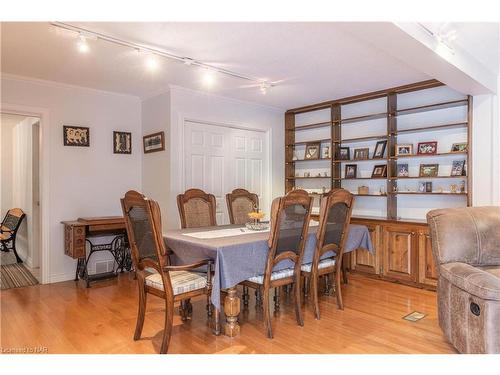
[323,273,332,296]
[262,288,273,339]
[335,270,344,310]
[213,308,221,336]
[294,274,304,326]
[311,273,321,320]
[242,286,249,308]
[179,300,189,321]
[134,281,147,340]
[273,287,280,312]
[303,275,309,299]
[342,254,349,284]
[160,301,174,354]
[255,288,262,309]
[206,294,213,317]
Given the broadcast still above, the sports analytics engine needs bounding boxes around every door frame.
[1,103,50,284]
[180,117,271,222]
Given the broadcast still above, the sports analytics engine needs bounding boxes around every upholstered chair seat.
[427,206,500,354]
[301,258,336,273]
[145,270,208,295]
[247,268,294,284]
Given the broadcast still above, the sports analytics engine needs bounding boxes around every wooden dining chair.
[0,208,26,263]
[241,189,312,338]
[121,190,215,354]
[226,188,259,225]
[177,188,217,229]
[301,188,354,319]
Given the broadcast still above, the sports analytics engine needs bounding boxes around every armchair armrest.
[440,262,500,301]
[163,259,212,272]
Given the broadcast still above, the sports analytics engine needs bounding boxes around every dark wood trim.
[286,79,443,114]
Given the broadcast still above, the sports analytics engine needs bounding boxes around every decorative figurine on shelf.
[459,180,466,193]
[323,171,328,177]
[246,204,267,231]
[450,184,458,194]
[304,171,310,177]
[317,172,322,177]
[379,186,385,195]
[393,184,398,192]
[358,186,369,195]
[322,186,327,193]
[437,186,444,193]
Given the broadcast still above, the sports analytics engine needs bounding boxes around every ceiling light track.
[51,22,274,91]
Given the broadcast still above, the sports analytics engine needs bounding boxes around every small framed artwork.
[113,131,132,154]
[337,146,350,160]
[304,142,320,160]
[372,140,387,159]
[345,164,357,179]
[396,163,409,177]
[419,163,439,177]
[451,142,468,153]
[353,148,369,160]
[451,160,466,176]
[143,131,165,153]
[395,143,413,156]
[63,125,90,147]
[371,164,387,178]
[417,141,438,155]
[321,144,331,159]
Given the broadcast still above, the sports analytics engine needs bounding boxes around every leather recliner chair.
[427,206,500,354]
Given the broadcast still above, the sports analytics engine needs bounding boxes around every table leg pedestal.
[224,286,240,337]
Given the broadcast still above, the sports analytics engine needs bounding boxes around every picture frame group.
[337,140,387,161]
[303,142,331,160]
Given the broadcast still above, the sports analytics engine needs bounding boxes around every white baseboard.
[49,272,75,284]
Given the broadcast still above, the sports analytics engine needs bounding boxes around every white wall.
[141,91,171,227]
[1,76,142,282]
[141,86,284,230]
[12,116,39,266]
[0,115,19,217]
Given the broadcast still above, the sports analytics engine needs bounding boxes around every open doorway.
[1,112,41,288]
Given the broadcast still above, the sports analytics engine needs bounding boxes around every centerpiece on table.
[245,205,268,231]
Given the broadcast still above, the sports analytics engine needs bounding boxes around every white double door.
[184,120,269,225]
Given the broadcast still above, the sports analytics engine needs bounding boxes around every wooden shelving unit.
[285,79,472,220]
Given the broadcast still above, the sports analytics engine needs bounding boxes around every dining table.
[163,221,373,337]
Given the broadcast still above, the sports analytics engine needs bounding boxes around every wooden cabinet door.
[418,228,438,287]
[382,225,418,283]
[350,224,380,275]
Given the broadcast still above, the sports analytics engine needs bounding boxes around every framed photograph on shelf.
[345,164,357,179]
[113,131,132,154]
[419,181,433,193]
[63,125,90,147]
[395,143,413,156]
[337,146,350,160]
[451,142,468,153]
[417,141,438,155]
[371,164,387,178]
[372,140,387,159]
[451,160,466,176]
[353,147,369,160]
[321,144,331,159]
[419,163,439,177]
[143,131,165,153]
[396,163,409,177]
[304,142,320,160]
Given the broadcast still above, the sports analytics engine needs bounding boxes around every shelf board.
[292,121,332,131]
[352,193,387,197]
[396,99,468,116]
[333,159,387,164]
[286,158,331,164]
[391,151,467,159]
[337,112,387,124]
[286,138,331,147]
[391,121,468,135]
[389,192,468,195]
[286,176,331,180]
[334,177,386,180]
[389,175,467,180]
[334,135,388,143]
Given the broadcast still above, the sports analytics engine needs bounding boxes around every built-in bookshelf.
[285,80,472,221]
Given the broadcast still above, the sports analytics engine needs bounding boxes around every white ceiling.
[1,22,432,108]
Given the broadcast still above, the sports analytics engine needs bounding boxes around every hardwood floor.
[0,273,456,354]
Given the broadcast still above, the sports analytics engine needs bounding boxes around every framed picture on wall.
[143,131,165,153]
[337,146,350,160]
[353,148,369,160]
[345,164,357,179]
[113,131,132,154]
[63,125,90,147]
[371,164,387,178]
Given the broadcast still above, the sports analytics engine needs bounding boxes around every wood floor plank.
[0,273,456,354]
